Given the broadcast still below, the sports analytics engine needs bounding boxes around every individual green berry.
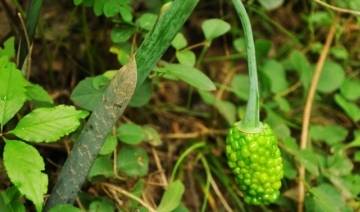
[226,123,283,205]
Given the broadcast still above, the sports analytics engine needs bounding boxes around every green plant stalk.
[45,0,199,209]
[19,0,43,67]
[44,58,137,211]
[232,0,260,131]
[136,0,199,88]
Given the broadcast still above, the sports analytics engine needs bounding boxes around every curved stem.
[232,0,260,130]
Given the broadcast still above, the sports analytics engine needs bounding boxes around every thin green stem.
[232,0,260,130]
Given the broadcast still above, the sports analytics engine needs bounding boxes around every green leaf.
[49,204,81,212]
[136,13,157,31]
[297,149,320,176]
[119,5,132,23]
[159,64,216,91]
[317,60,345,93]
[288,50,312,89]
[88,156,114,179]
[70,75,109,111]
[3,140,48,212]
[73,0,83,6]
[111,26,135,43]
[117,123,145,145]
[335,94,360,122]
[0,37,15,58]
[93,0,106,16]
[231,74,249,100]
[340,78,360,101]
[89,199,115,212]
[110,43,131,65]
[143,125,162,146]
[307,11,332,26]
[199,91,236,124]
[326,152,353,176]
[330,46,348,60]
[103,0,121,17]
[201,19,230,41]
[354,151,360,162]
[11,105,89,143]
[117,145,149,177]
[233,37,246,54]
[0,187,25,212]
[258,0,284,10]
[171,33,188,50]
[261,59,288,93]
[176,50,196,66]
[25,83,54,107]
[308,184,347,212]
[310,124,348,146]
[129,79,152,107]
[0,58,27,127]
[157,180,185,212]
[128,180,145,209]
[99,134,118,155]
[255,39,272,62]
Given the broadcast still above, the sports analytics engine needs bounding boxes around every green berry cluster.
[226,123,283,205]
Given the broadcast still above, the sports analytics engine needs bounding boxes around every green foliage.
[157,63,216,91]
[89,198,115,212]
[11,105,88,143]
[201,19,231,41]
[117,145,149,177]
[116,123,146,145]
[88,155,114,179]
[49,204,81,212]
[0,57,27,127]
[317,60,345,93]
[157,180,185,212]
[3,140,48,212]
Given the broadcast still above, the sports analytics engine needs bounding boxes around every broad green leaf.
[119,5,132,23]
[171,33,188,50]
[288,50,312,89]
[70,75,108,111]
[117,145,149,177]
[143,125,162,146]
[261,59,288,93]
[308,184,347,212]
[307,11,332,26]
[88,156,114,179]
[342,175,360,197]
[310,124,348,146]
[317,61,345,93]
[274,96,291,113]
[258,0,284,10]
[93,0,106,16]
[89,199,115,212]
[3,140,48,212]
[199,91,236,124]
[117,123,145,145]
[231,74,249,100]
[157,180,185,212]
[0,187,25,212]
[49,204,81,212]
[129,79,152,107]
[335,94,360,122]
[73,0,83,6]
[0,37,15,58]
[11,105,89,143]
[355,151,360,161]
[255,39,272,63]
[99,134,118,155]
[233,37,246,54]
[103,0,121,17]
[110,43,131,65]
[129,180,145,209]
[25,83,54,107]
[136,13,157,31]
[297,149,320,176]
[283,157,297,179]
[111,26,135,43]
[326,152,353,176]
[340,78,360,101]
[201,19,230,41]
[176,50,196,66]
[0,58,27,127]
[330,46,348,60]
[159,64,216,91]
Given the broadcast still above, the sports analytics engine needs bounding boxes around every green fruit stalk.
[227,0,284,205]
[226,123,283,204]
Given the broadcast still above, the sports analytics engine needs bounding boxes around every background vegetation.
[0,0,359,211]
